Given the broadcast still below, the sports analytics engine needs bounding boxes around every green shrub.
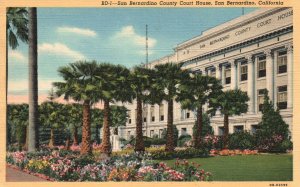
[177,134,192,147]
[228,131,255,150]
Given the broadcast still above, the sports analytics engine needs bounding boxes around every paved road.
[6,166,47,182]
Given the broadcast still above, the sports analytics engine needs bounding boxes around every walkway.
[6,166,47,182]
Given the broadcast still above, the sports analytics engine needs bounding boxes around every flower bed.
[6,148,212,182]
[209,149,258,156]
[112,146,209,160]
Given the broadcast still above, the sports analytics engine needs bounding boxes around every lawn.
[161,154,293,181]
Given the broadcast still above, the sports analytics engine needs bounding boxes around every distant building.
[119,8,293,140]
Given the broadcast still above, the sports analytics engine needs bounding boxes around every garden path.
[6,166,47,182]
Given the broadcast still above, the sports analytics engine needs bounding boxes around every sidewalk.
[6,166,47,182]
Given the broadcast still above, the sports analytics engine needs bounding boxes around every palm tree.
[6,7,28,148]
[177,73,222,149]
[28,7,39,152]
[210,89,249,148]
[53,61,100,155]
[128,66,154,152]
[152,63,190,152]
[96,64,131,155]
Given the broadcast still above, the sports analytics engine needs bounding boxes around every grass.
[160,154,293,181]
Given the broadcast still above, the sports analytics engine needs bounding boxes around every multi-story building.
[119,8,293,140]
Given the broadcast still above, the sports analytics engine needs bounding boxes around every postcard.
[1,0,299,187]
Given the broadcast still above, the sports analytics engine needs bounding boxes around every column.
[207,68,212,76]
[265,49,274,101]
[254,56,258,113]
[230,60,237,90]
[221,64,226,85]
[286,44,293,108]
[247,55,254,114]
[237,61,241,87]
[215,64,221,80]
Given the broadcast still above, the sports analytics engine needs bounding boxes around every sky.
[8,7,257,104]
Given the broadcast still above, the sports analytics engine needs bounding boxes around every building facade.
[119,8,293,140]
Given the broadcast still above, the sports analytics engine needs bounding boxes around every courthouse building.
[119,8,293,140]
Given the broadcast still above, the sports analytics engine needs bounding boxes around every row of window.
[128,127,189,139]
[218,125,259,135]
[257,85,287,111]
[211,50,288,84]
[127,85,288,124]
[128,105,191,124]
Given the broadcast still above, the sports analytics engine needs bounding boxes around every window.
[186,112,190,119]
[159,129,163,138]
[277,51,287,74]
[181,128,187,135]
[257,56,266,78]
[251,125,260,134]
[277,85,287,109]
[210,69,216,77]
[240,63,248,81]
[218,127,224,136]
[143,130,146,136]
[127,131,131,138]
[234,125,244,133]
[159,104,164,121]
[258,89,265,112]
[150,105,155,122]
[225,66,231,84]
[150,130,154,138]
[142,107,147,123]
[128,110,131,124]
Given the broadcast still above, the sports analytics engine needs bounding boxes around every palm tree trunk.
[72,126,78,145]
[81,100,92,155]
[28,7,39,152]
[101,100,111,154]
[48,128,54,148]
[223,114,229,149]
[135,96,145,152]
[165,100,175,152]
[6,32,9,149]
[194,106,203,149]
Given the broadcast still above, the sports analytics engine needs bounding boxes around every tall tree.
[28,7,39,152]
[96,64,131,155]
[256,89,290,152]
[53,61,99,155]
[128,66,154,152]
[39,101,65,147]
[6,7,28,148]
[7,104,29,150]
[152,63,190,152]
[177,73,222,148]
[210,89,249,148]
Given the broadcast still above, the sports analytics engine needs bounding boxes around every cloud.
[39,42,85,60]
[57,26,97,37]
[113,26,157,55]
[8,50,26,62]
[8,79,58,95]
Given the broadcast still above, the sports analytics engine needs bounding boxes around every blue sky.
[8,7,257,100]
